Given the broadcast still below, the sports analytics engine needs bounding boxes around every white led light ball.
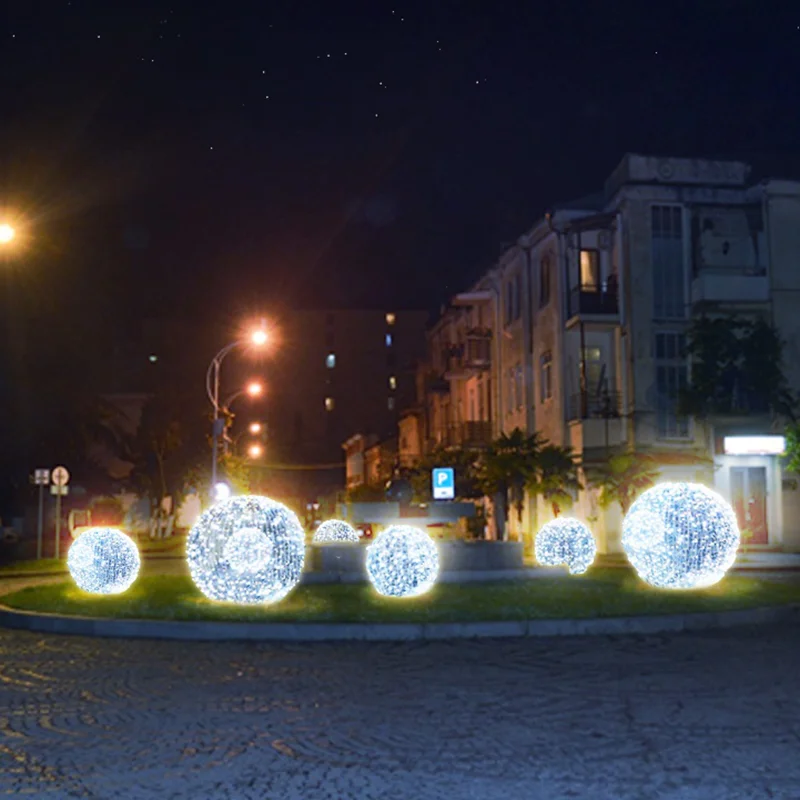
[622,482,740,589]
[366,525,439,598]
[535,517,597,575]
[67,527,141,595]
[313,519,360,543]
[187,495,305,605]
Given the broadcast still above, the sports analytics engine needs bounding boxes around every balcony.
[691,270,769,306]
[443,335,492,379]
[567,391,622,422]
[443,421,494,448]
[567,284,619,323]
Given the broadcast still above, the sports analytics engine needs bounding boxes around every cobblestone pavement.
[0,624,798,800]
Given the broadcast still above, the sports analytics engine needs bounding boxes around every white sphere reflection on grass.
[67,527,141,595]
[187,495,305,605]
[366,525,439,598]
[535,517,597,575]
[622,482,740,589]
[313,519,360,543]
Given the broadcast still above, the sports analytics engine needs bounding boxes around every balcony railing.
[568,391,622,421]
[428,420,492,449]
[568,285,619,317]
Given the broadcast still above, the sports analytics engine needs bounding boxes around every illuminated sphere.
[67,527,140,595]
[187,495,305,605]
[622,482,740,589]
[535,517,597,575]
[313,519,360,543]
[366,525,439,598]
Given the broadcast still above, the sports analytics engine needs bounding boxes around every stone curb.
[0,602,797,642]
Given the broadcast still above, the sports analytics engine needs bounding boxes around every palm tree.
[478,428,543,540]
[585,452,659,516]
[529,444,582,518]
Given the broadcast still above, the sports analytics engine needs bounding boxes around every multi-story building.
[418,153,800,552]
[262,308,428,501]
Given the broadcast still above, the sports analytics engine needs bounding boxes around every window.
[654,332,690,438]
[385,312,396,325]
[324,396,335,411]
[514,364,523,409]
[388,375,397,390]
[539,256,551,307]
[652,205,685,319]
[385,333,393,347]
[387,397,396,411]
[583,347,603,394]
[326,353,336,369]
[505,273,522,323]
[540,352,553,402]
[580,250,600,291]
[149,354,158,363]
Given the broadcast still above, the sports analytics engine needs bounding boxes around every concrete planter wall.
[436,541,524,572]
[307,543,366,576]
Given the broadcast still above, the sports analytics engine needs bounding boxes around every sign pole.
[55,491,62,560]
[37,484,44,560]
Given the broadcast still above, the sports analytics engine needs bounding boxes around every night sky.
[2,1,800,323]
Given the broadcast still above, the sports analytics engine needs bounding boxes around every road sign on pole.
[432,467,455,501]
[52,466,70,487]
[51,467,69,559]
[34,469,50,559]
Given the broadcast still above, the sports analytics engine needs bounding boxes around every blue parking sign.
[432,467,455,500]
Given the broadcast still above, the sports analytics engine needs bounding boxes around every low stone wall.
[306,544,366,577]
[436,541,524,572]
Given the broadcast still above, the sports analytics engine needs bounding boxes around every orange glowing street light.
[251,328,268,346]
[248,443,264,459]
[249,422,263,435]
[0,224,15,245]
[246,381,263,397]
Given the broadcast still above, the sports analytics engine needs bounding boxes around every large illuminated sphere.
[535,517,597,575]
[366,525,439,598]
[622,482,740,589]
[187,495,305,605]
[313,519,360,543]
[67,527,140,595]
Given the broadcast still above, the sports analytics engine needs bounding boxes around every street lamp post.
[205,329,267,499]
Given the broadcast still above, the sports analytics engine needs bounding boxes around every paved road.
[0,624,798,799]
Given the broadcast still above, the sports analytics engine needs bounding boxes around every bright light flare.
[251,329,268,346]
[249,422,262,435]
[246,381,263,397]
[0,224,15,244]
[248,443,264,459]
[213,482,231,502]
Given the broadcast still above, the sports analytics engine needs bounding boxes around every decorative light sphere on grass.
[313,519,360,543]
[187,495,305,605]
[535,517,597,575]
[67,527,140,595]
[622,482,740,589]
[366,525,439,598]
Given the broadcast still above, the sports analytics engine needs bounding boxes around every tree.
[784,423,800,475]
[478,428,543,539]
[679,315,796,420]
[528,444,582,518]
[585,452,660,516]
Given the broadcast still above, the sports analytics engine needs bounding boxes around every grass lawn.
[2,568,799,624]
[0,558,67,575]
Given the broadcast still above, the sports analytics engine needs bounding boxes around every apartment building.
[418,153,800,552]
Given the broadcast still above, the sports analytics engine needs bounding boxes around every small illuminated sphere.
[187,495,305,605]
[313,519,360,543]
[622,482,740,589]
[534,517,597,575]
[366,525,439,598]
[67,527,140,595]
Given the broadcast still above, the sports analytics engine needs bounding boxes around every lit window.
[386,312,396,325]
[385,333,393,347]
[325,397,335,411]
[149,355,158,363]
[389,375,397,390]
[326,353,336,369]
[580,250,600,291]
[387,397,396,410]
